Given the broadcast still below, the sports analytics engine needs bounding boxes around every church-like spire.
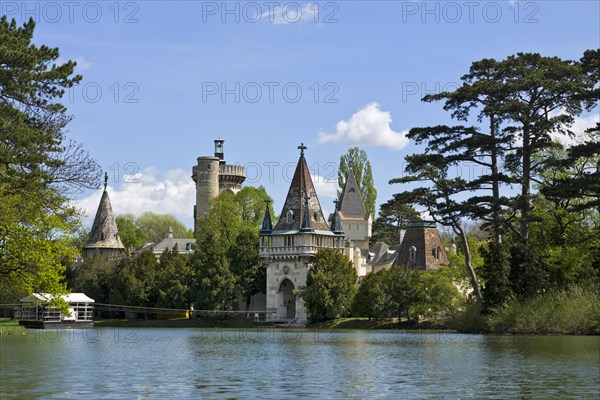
[260,199,273,234]
[84,172,125,252]
[339,169,368,218]
[331,199,344,234]
[274,144,330,231]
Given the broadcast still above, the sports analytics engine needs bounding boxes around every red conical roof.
[274,146,330,231]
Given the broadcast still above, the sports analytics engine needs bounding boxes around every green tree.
[299,248,357,322]
[0,17,100,305]
[371,194,421,245]
[413,268,463,319]
[137,212,193,244]
[115,214,147,251]
[155,246,193,309]
[110,251,159,307]
[68,254,115,304]
[352,269,390,319]
[229,230,265,313]
[391,161,483,301]
[192,230,237,310]
[385,265,420,321]
[338,147,377,216]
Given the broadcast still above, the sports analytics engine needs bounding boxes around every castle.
[83,140,447,323]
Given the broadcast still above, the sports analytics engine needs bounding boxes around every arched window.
[349,188,356,193]
[286,210,294,223]
[409,246,417,262]
[432,246,440,260]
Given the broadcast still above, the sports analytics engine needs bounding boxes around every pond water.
[1,328,598,399]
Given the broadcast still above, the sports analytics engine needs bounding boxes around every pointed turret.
[260,199,273,234]
[83,173,125,258]
[300,195,313,232]
[274,143,330,231]
[339,169,367,218]
[330,199,344,235]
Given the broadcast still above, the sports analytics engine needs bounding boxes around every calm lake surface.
[1,328,599,399]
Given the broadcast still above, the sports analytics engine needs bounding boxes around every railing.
[260,245,343,257]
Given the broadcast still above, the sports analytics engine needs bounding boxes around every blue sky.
[7,0,599,228]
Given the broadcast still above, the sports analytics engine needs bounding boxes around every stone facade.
[192,140,246,230]
[260,144,345,323]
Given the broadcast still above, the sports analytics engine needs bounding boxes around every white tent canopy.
[20,293,95,303]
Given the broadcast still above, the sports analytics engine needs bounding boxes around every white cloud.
[74,56,92,71]
[550,112,599,146]
[319,102,410,150]
[261,3,318,24]
[75,167,195,228]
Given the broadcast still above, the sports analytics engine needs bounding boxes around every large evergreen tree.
[0,17,100,302]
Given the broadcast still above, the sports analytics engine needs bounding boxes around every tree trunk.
[456,225,483,301]
[520,126,531,241]
[490,113,502,244]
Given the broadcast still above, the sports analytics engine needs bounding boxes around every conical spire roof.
[274,144,330,231]
[84,173,125,250]
[260,199,273,234]
[339,169,368,218]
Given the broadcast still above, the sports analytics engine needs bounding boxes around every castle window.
[409,246,417,262]
[313,210,319,222]
[432,246,440,260]
[286,210,294,223]
[349,188,356,193]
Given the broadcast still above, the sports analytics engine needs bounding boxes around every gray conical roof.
[339,169,367,218]
[260,201,273,234]
[84,186,125,250]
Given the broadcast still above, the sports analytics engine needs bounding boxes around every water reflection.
[1,329,598,399]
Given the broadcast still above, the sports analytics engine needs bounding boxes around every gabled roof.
[84,178,125,250]
[339,169,368,219]
[274,145,330,232]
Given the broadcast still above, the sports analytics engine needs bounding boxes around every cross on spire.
[333,199,340,210]
[104,172,108,189]
[298,142,307,156]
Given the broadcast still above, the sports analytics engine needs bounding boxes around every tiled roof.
[84,187,125,250]
[274,147,330,232]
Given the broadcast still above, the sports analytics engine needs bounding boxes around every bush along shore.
[451,284,600,335]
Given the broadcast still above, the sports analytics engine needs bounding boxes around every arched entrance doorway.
[279,279,296,319]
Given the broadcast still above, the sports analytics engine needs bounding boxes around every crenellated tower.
[192,139,246,230]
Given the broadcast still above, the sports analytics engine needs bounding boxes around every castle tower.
[395,221,448,270]
[335,169,372,253]
[192,139,246,229]
[83,173,125,259]
[260,144,345,324]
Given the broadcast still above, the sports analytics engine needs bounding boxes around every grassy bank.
[0,318,27,335]
[451,284,600,335]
